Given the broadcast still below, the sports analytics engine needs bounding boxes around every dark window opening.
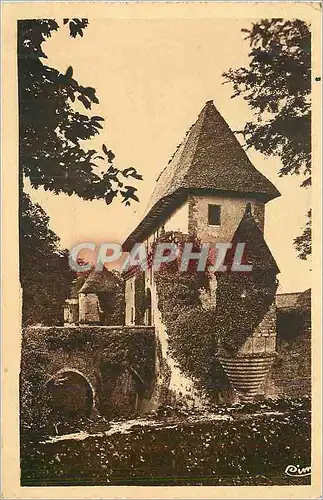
[208,204,221,226]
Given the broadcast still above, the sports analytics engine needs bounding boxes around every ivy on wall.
[151,231,220,397]
[97,271,125,326]
[134,272,146,325]
[151,230,279,398]
[215,270,278,356]
[20,348,54,438]
[20,326,156,436]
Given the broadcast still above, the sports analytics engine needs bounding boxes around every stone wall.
[21,325,156,421]
[63,298,79,325]
[239,303,277,355]
[125,275,136,325]
[264,315,311,397]
[164,200,189,233]
[79,293,101,323]
[188,194,265,243]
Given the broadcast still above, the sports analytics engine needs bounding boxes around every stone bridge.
[21,326,156,420]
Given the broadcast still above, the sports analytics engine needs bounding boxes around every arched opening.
[45,370,94,420]
[145,288,152,326]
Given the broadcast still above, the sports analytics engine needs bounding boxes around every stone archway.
[45,369,94,419]
[107,367,146,416]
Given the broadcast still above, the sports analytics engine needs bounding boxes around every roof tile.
[123,101,280,250]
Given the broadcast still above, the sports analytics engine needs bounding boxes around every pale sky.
[26,18,311,293]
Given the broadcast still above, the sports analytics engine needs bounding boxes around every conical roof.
[70,275,88,298]
[79,268,121,294]
[123,100,280,250]
[149,100,280,210]
[229,204,280,273]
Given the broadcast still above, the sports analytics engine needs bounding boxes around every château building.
[121,100,310,403]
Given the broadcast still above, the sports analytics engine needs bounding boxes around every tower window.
[208,204,221,226]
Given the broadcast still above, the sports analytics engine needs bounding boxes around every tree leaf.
[77,94,91,109]
[107,150,115,162]
[18,20,142,211]
[65,66,73,78]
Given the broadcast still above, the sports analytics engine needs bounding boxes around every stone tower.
[122,100,281,403]
[216,203,280,402]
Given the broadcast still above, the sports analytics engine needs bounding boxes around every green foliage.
[19,19,142,326]
[215,271,278,355]
[274,308,311,394]
[63,18,89,38]
[223,19,311,258]
[223,19,311,184]
[134,272,146,325]
[153,230,278,392]
[20,326,156,434]
[152,232,210,315]
[20,193,75,325]
[97,271,125,325]
[152,231,216,393]
[18,19,142,205]
[294,209,312,260]
[20,346,54,438]
[21,397,311,486]
[169,307,220,391]
[277,309,305,342]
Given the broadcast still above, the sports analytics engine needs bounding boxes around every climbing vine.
[151,231,219,396]
[151,230,279,397]
[97,270,125,325]
[20,326,155,433]
[134,272,146,325]
[215,270,278,356]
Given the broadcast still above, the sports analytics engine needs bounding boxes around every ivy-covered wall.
[134,272,146,325]
[21,325,156,435]
[151,231,223,401]
[151,230,281,403]
[215,270,278,356]
[266,312,311,397]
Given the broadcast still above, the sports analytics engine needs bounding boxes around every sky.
[26,18,311,293]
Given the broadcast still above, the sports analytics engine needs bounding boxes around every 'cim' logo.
[285,464,311,477]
